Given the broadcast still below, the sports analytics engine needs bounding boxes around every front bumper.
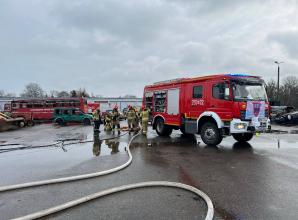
[230,118,270,134]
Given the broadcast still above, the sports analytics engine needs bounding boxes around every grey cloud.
[0,0,298,96]
[268,30,298,59]
[51,0,172,44]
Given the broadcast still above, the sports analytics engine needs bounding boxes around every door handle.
[211,105,215,107]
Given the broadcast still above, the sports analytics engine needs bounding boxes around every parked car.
[273,111,298,125]
[53,108,93,126]
[270,106,295,119]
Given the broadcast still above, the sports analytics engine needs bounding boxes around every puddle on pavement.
[0,134,128,185]
[290,130,298,134]
[270,130,288,134]
[270,129,298,134]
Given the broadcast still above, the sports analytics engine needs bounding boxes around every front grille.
[240,110,269,121]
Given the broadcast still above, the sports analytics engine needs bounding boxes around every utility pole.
[274,61,284,105]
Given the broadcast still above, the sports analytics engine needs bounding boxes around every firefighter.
[127,105,136,134]
[104,112,113,132]
[92,108,102,132]
[133,107,141,133]
[140,106,150,135]
[112,107,121,135]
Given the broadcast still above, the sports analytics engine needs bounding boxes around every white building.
[87,97,142,112]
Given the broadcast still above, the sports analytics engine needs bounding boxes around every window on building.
[193,86,203,99]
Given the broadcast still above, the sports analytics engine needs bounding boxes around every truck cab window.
[213,83,230,100]
[193,86,203,98]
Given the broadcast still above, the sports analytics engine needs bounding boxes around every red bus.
[10,98,88,125]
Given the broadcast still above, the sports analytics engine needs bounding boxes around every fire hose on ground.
[0,131,214,220]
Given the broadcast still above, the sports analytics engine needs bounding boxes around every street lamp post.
[274,61,284,104]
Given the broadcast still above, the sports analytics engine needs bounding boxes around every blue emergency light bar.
[226,73,252,77]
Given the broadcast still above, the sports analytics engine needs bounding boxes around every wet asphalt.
[0,124,298,219]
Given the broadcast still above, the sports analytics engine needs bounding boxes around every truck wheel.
[83,118,91,125]
[27,120,35,127]
[200,122,223,145]
[56,118,64,126]
[18,121,25,128]
[232,133,253,142]
[156,118,172,136]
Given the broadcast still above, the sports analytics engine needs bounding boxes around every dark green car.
[53,108,93,125]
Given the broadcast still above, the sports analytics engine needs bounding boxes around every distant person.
[127,105,137,134]
[104,112,113,132]
[92,108,102,132]
[140,107,150,135]
[112,107,121,135]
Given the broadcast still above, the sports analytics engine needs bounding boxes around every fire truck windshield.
[232,83,268,101]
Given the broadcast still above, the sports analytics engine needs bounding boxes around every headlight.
[234,123,247,130]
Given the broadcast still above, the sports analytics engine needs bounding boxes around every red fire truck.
[143,73,271,145]
[10,98,88,125]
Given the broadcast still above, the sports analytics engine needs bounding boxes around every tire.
[156,118,172,136]
[56,118,64,126]
[18,121,25,128]
[83,118,91,126]
[27,120,35,127]
[200,122,223,146]
[232,133,253,142]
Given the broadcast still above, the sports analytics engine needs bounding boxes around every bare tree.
[49,90,58,98]
[265,79,277,102]
[57,91,70,98]
[77,88,90,98]
[21,83,45,98]
[280,76,298,107]
[70,90,77,97]
[70,88,90,98]
[0,90,4,97]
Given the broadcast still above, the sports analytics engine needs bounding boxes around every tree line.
[0,83,137,99]
[266,76,298,108]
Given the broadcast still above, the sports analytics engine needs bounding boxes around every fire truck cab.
[143,74,270,145]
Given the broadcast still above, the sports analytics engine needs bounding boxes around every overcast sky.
[1,0,298,97]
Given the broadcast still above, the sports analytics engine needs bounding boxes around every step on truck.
[143,73,271,145]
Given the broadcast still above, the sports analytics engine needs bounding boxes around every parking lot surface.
[0,124,298,219]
